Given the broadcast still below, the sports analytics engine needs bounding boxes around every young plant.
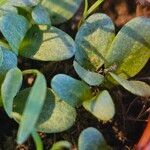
[0,0,150,149]
[51,14,150,122]
[0,0,80,147]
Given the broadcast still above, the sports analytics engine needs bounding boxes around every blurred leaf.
[51,141,72,150]
[17,70,46,144]
[0,45,17,106]
[0,46,17,77]
[41,0,82,24]
[75,13,115,70]
[33,26,76,61]
[19,25,43,58]
[73,61,104,86]
[106,17,150,78]
[1,68,22,117]
[83,90,115,121]
[0,0,7,6]
[8,0,40,7]
[110,73,150,97]
[0,2,17,16]
[13,88,76,133]
[51,74,92,107]
[32,4,51,25]
[0,14,29,54]
[78,127,110,150]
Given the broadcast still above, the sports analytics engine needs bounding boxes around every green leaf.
[110,73,150,97]
[0,0,7,6]
[8,0,40,7]
[17,70,47,144]
[32,26,76,61]
[0,46,17,77]
[0,45,17,107]
[51,74,92,107]
[0,3,17,16]
[41,0,82,24]
[106,17,150,78]
[0,14,29,54]
[1,68,22,117]
[32,4,51,25]
[75,13,115,70]
[73,61,104,86]
[83,90,115,121]
[12,88,76,133]
[51,141,72,150]
[78,127,110,150]
[19,25,43,58]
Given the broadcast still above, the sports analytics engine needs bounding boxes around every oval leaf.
[106,17,150,78]
[32,5,51,25]
[32,27,75,61]
[0,14,29,54]
[17,70,47,144]
[13,88,76,133]
[41,0,82,24]
[83,90,115,121]
[110,73,150,97]
[78,127,110,150]
[51,74,92,107]
[1,68,22,117]
[73,61,104,86]
[75,13,115,70]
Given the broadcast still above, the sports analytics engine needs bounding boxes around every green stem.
[86,0,104,17]
[31,131,43,150]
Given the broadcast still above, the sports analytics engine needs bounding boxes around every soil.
[0,0,150,150]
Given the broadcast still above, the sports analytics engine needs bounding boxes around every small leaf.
[17,70,47,144]
[106,17,150,78]
[41,0,82,24]
[0,46,17,77]
[0,14,29,54]
[8,0,40,7]
[75,13,115,70]
[73,61,104,86]
[32,5,51,25]
[78,127,110,150]
[110,73,150,97]
[51,141,72,150]
[51,74,92,107]
[1,68,22,117]
[83,90,115,121]
[19,25,43,58]
[32,26,76,61]
[13,88,76,133]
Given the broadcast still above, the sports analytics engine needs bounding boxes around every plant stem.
[31,131,43,150]
[86,0,104,17]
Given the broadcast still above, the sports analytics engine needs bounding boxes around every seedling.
[0,0,150,149]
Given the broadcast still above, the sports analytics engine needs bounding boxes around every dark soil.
[0,0,150,149]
